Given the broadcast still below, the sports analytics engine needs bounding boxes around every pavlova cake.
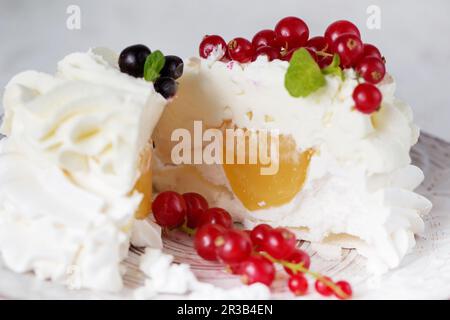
[0,46,182,291]
[152,17,432,274]
[0,16,432,297]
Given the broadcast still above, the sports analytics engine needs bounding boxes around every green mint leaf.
[321,54,344,80]
[284,48,326,98]
[144,50,165,82]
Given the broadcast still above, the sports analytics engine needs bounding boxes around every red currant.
[261,227,297,260]
[281,47,317,62]
[194,224,226,261]
[335,280,353,299]
[288,274,308,296]
[226,263,244,275]
[306,36,329,53]
[324,20,361,45]
[183,192,209,228]
[227,38,255,63]
[283,249,311,275]
[151,191,187,228]
[252,29,281,49]
[352,83,383,114]
[332,33,363,68]
[356,56,386,84]
[318,55,333,68]
[241,255,275,287]
[215,229,252,264]
[198,207,233,229]
[250,224,272,250]
[362,43,382,60]
[199,35,227,59]
[254,46,280,61]
[315,276,334,297]
[275,16,309,51]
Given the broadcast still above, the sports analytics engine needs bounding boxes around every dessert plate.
[0,132,449,300]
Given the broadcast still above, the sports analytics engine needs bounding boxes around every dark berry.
[160,55,184,80]
[154,77,178,99]
[119,44,151,78]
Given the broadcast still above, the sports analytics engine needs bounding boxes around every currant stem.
[316,50,333,58]
[179,224,196,236]
[260,252,350,299]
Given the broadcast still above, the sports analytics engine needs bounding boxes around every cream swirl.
[0,48,166,291]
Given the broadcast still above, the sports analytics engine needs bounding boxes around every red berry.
[250,224,272,250]
[306,36,329,53]
[198,207,233,229]
[227,263,244,275]
[275,16,309,51]
[305,47,319,62]
[355,56,386,84]
[335,280,353,299]
[199,35,227,59]
[280,48,295,61]
[332,34,363,68]
[324,20,361,45]
[252,29,281,49]
[318,55,333,68]
[352,83,383,114]
[261,227,297,260]
[227,38,255,63]
[315,276,334,297]
[215,229,252,264]
[283,249,311,275]
[194,224,226,261]
[254,46,280,61]
[288,274,308,296]
[281,47,316,62]
[241,255,275,287]
[183,192,209,228]
[152,191,187,228]
[362,43,382,60]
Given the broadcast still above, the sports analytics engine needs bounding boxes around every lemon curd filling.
[134,142,153,219]
[222,132,313,211]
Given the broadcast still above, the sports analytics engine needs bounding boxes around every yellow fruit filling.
[134,142,153,219]
[222,130,313,211]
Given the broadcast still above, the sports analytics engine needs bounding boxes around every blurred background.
[1,0,449,140]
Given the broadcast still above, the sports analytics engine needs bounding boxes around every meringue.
[152,56,432,273]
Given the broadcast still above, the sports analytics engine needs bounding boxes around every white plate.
[0,132,449,300]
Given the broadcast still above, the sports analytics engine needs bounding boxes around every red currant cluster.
[198,17,386,114]
[152,191,353,299]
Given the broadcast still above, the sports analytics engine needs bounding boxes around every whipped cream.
[135,248,270,300]
[152,56,432,273]
[0,48,166,291]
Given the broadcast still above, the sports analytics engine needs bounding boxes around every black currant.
[160,55,184,79]
[118,44,151,78]
[154,77,178,99]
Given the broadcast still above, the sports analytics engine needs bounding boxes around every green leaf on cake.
[144,50,165,82]
[284,48,326,98]
[321,54,344,80]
